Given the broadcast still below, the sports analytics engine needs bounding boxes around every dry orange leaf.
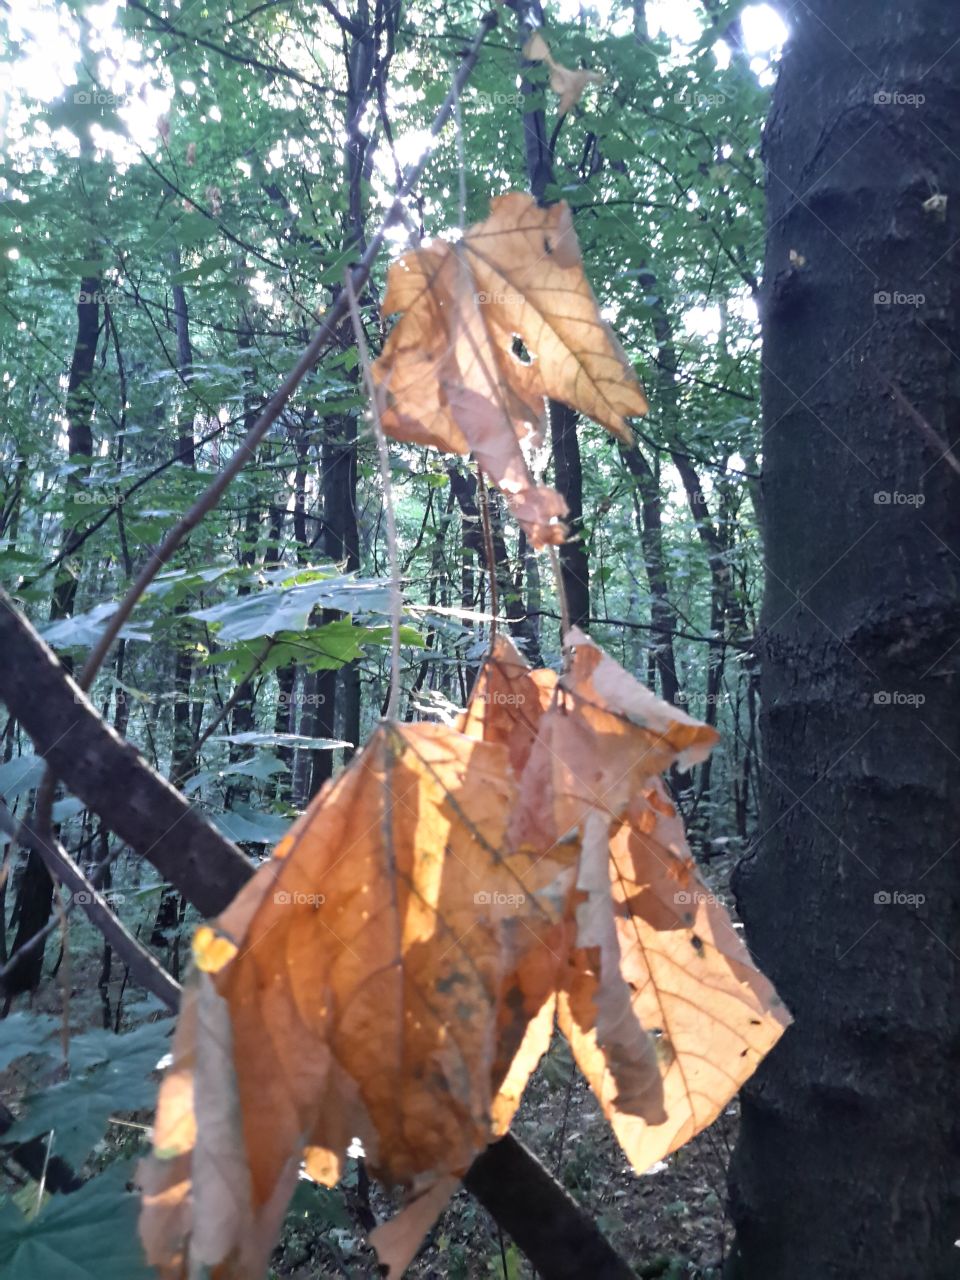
[141,635,789,1279]
[508,627,719,857]
[523,30,605,117]
[561,779,791,1173]
[140,719,576,1279]
[455,635,573,1133]
[372,193,648,546]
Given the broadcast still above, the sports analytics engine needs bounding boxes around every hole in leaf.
[511,334,533,365]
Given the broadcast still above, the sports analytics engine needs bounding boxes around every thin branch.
[77,7,501,695]
[880,371,960,479]
[0,802,180,1012]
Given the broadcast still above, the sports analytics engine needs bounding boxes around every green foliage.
[6,1021,173,1167]
[0,1161,152,1280]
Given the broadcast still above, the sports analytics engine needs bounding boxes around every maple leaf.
[372,193,648,546]
[140,636,789,1280]
[139,719,577,1280]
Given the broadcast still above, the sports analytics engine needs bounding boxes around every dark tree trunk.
[550,400,590,631]
[728,5,960,1277]
[5,270,101,998]
[510,0,591,635]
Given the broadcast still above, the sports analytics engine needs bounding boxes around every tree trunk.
[727,5,960,1276]
[5,269,101,999]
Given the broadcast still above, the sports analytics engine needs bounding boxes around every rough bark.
[727,5,960,1276]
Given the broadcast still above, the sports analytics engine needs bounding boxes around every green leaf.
[7,1022,172,1167]
[40,604,150,649]
[0,1162,153,1280]
[183,752,288,796]
[0,754,44,806]
[211,806,293,844]
[210,731,349,750]
[0,1012,60,1071]
[189,575,393,640]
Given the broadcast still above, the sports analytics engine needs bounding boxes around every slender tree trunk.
[509,0,591,633]
[5,268,100,998]
[622,446,680,706]
[728,5,960,1276]
[152,256,197,951]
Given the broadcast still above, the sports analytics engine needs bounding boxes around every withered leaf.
[141,636,789,1279]
[562,779,791,1173]
[523,30,605,117]
[373,193,648,545]
[140,719,574,1279]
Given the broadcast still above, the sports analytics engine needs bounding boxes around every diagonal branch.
[0,801,180,1013]
[0,590,253,917]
